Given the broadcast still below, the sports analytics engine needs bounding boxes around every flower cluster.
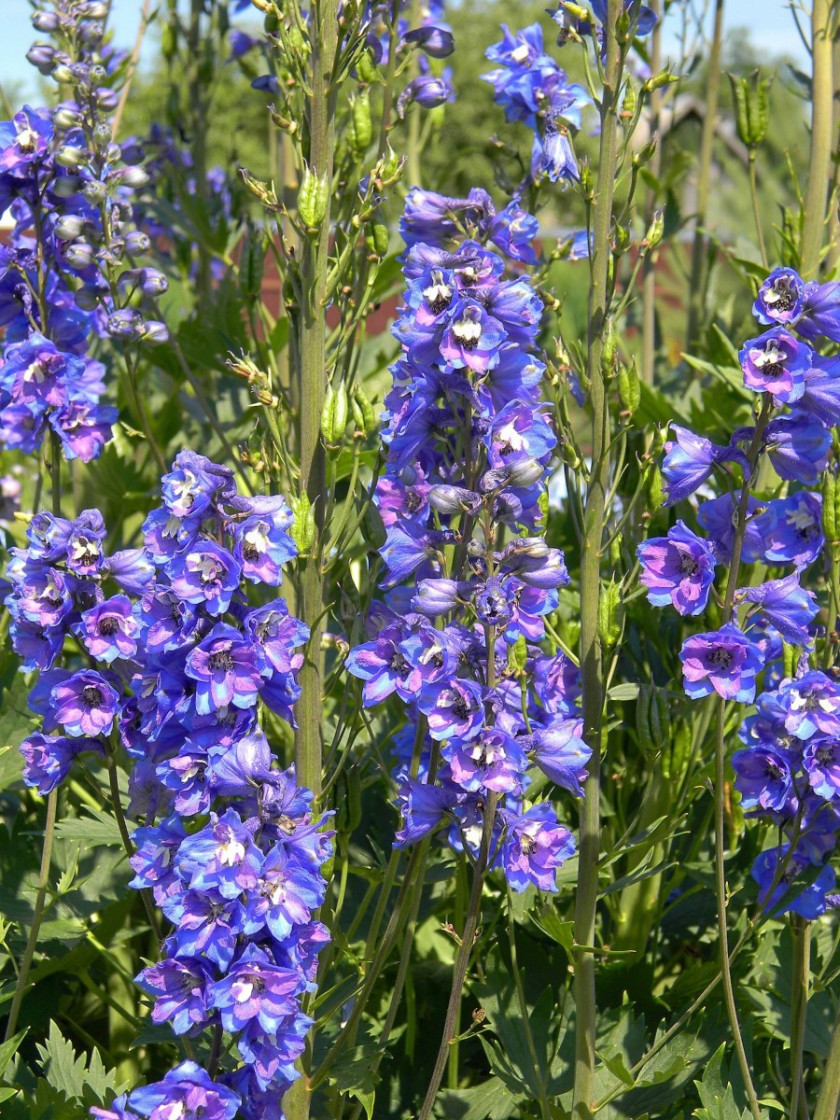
[347,187,584,892]
[4,451,330,1117]
[0,1,169,460]
[482,22,588,184]
[640,263,840,919]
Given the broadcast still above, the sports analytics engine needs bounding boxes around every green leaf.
[692,1044,743,1120]
[35,1020,124,1102]
[437,1076,524,1119]
[0,1030,27,1080]
[54,809,125,847]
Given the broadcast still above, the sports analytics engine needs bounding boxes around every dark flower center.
[678,552,699,576]
[82,686,104,708]
[99,617,119,636]
[405,489,423,513]
[816,745,835,765]
[771,280,795,311]
[765,761,783,781]
[243,543,259,561]
[78,549,98,567]
[389,651,410,676]
[452,697,471,719]
[208,650,235,672]
[520,835,537,855]
[708,648,733,669]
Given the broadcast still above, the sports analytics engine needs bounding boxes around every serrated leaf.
[437,1076,524,1119]
[54,810,124,847]
[35,1020,123,1102]
[693,1044,742,1120]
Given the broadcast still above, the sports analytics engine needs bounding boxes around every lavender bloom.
[739,327,811,403]
[528,719,591,795]
[443,729,526,793]
[679,623,764,703]
[169,542,242,615]
[76,595,138,662]
[51,670,120,736]
[662,426,742,506]
[20,731,100,793]
[136,958,214,1035]
[497,803,576,892]
[732,747,793,812]
[127,1061,240,1120]
[762,415,831,484]
[804,738,840,800]
[735,574,818,646]
[782,672,840,740]
[185,624,263,713]
[209,944,302,1035]
[637,520,716,615]
[753,267,805,326]
[421,678,485,741]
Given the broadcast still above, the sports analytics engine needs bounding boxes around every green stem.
[641,0,662,386]
[814,1012,840,1120]
[416,791,499,1120]
[685,0,724,350]
[748,152,768,269]
[507,884,551,1120]
[572,5,622,1117]
[789,917,811,1120]
[801,0,834,278]
[295,0,339,803]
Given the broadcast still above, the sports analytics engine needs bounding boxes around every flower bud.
[64,241,95,269]
[412,578,464,616]
[378,145,405,187]
[298,165,330,231]
[53,107,82,130]
[52,63,75,83]
[598,579,622,648]
[139,321,169,344]
[290,493,316,556]
[617,361,640,414]
[118,165,150,189]
[55,214,87,240]
[125,231,151,254]
[32,11,59,31]
[428,485,482,515]
[505,457,544,488]
[55,145,85,169]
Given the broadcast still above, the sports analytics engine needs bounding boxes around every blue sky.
[1,0,809,103]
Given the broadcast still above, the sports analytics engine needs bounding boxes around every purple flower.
[662,426,742,506]
[51,670,120,737]
[209,944,302,1035]
[394,780,458,845]
[782,671,840,740]
[753,267,805,326]
[679,623,764,703]
[763,415,831,483]
[637,520,716,616]
[735,574,818,646]
[420,678,485,741]
[443,729,526,793]
[127,1061,240,1120]
[176,809,261,900]
[136,958,214,1035]
[804,737,840,800]
[497,803,576,892]
[185,624,263,714]
[739,327,811,403]
[345,626,412,705]
[20,732,101,793]
[169,541,242,615]
[76,595,138,662]
[731,747,793,812]
[232,508,296,586]
[528,719,591,795]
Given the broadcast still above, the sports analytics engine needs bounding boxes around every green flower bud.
[618,361,641,414]
[601,317,617,375]
[822,467,839,545]
[356,46,378,84]
[507,634,529,676]
[349,90,373,153]
[598,579,622,649]
[290,493,316,556]
[299,165,330,231]
[321,381,350,449]
[643,208,664,252]
[729,70,771,148]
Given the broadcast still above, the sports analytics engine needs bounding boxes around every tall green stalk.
[641,0,662,386]
[295,0,339,802]
[286,5,339,1117]
[685,0,724,350]
[814,1012,840,1120]
[801,0,834,279]
[572,3,621,1116]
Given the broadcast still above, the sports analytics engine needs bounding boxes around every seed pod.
[299,166,330,231]
[598,579,622,649]
[290,493,316,556]
[364,209,390,257]
[239,230,266,302]
[647,465,665,510]
[349,90,373,153]
[362,499,387,550]
[618,361,641,414]
[609,531,623,569]
[730,70,771,148]
[351,384,377,436]
[356,46,377,84]
[379,144,404,186]
[822,468,838,545]
[321,381,350,448]
[601,317,617,376]
[622,84,636,117]
[643,209,664,252]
